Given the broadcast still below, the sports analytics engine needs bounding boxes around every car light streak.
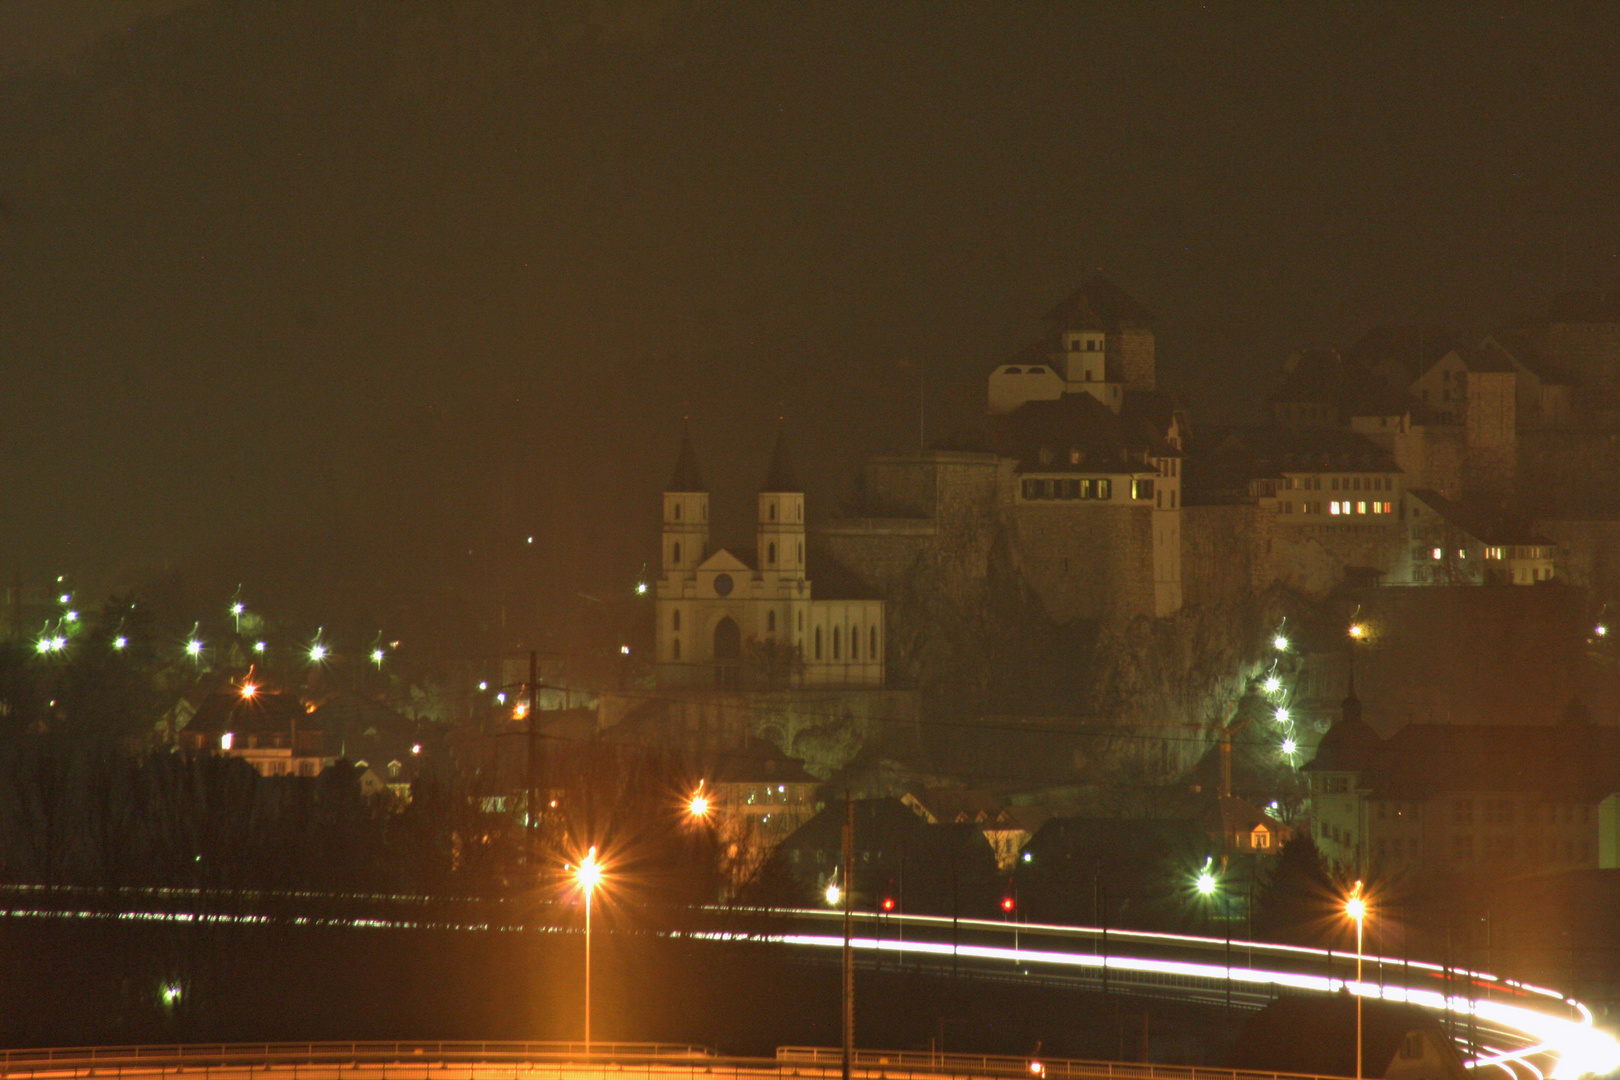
[695,930,1620,1080]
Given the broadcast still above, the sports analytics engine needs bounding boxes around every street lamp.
[687,782,711,820]
[573,846,604,1047]
[1346,880,1367,1080]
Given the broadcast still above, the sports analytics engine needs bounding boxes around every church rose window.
[713,573,734,597]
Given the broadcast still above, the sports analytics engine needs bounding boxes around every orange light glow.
[240,682,257,699]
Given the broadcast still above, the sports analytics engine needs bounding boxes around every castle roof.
[1043,276,1152,330]
[1048,295,1108,334]
[667,431,707,492]
[762,431,800,492]
[987,392,1178,474]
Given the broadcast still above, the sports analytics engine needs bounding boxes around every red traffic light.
[1001,895,1015,912]
[881,897,895,912]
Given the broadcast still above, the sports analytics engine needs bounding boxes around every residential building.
[1306,684,1620,880]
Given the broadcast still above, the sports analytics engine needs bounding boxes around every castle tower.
[758,432,806,578]
[663,432,709,573]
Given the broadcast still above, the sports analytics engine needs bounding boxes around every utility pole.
[528,650,540,852]
[842,793,855,1080]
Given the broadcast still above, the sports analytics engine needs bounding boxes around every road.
[700,908,1620,1080]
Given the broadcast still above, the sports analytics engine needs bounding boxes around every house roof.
[987,392,1178,474]
[667,431,707,493]
[1044,277,1152,330]
[1406,489,1551,546]
[187,689,309,737]
[905,788,1049,832]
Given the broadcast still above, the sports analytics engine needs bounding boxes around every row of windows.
[1483,545,1553,560]
[1021,478,1113,501]
[1284,475,1394,492]
[1002,366,1053,376]
[1064,335,1103,352]
[1281,500,1393,515]
[815,624,879,661]
[1453,799,1589,826]
[1448,834,1591,863]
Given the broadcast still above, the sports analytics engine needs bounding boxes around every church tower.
[758,432,805,578]
[663,432,709,573]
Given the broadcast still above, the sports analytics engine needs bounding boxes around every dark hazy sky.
[3,1,1619,623]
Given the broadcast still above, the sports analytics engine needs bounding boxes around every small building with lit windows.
[654,434,885,690]
[1397,489,1557,586]
[1306,686,1620,881]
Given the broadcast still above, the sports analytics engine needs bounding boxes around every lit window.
[1432,548,1443,560]
[1356,501,1366,514]
[1330,502,1341,515]
[1371,502,1382,514]
[1457,549,1466,559]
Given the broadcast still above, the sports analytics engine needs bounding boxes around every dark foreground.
[0,916,1240,1062]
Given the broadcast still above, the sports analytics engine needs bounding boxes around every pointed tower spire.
[1341,663,1362,727]
[762,431,799,493]
[667,430,706,493]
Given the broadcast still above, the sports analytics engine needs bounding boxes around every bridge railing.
[776,1046,1359,1080]
[0,1041,711,1072]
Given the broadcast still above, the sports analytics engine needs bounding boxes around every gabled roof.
[762,431,800,493]
[1043,277,1152,330]
[987,392,1177,474]
[667,431,707,493]
[697,549,753,573]
[1406,489,1550,546]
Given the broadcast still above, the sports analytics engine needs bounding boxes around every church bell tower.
[758,432,805,578]
[663,432,709,573]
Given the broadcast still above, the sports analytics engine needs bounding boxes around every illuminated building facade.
[655,433,885,689]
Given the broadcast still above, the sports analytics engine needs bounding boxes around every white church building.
[655,434,885,690]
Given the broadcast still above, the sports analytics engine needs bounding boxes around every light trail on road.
[699,912,1620,1080]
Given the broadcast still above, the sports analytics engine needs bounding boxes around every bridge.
[0,1042,1416,1080]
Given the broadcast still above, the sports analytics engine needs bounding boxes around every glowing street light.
[687,782,711,820]
[1348,622,1367,641]
[635,582,649,596]
[572,846,605,1046]
[1281,737,1298,757]
[1346,880,1368,1080]
[308,641,328,664]
[240,682,258,700]
[824,881,842,907]
[1195,857,1218,897]
[1274,706,1291,724]
[185,638,204,660]
[113,636,128,651]
[1272,633,1289,652]
[63,610,78,623]
[1597,624,1609,638]
[370,647,385,667]
[1262,674,1281,694]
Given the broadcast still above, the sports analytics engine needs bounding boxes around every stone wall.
[1261,519,1401,595]
[1520,431,1620,514]
[597,686,920,777]
[1393,425,1464,499]
[1464,370,1517,496]
[1111,327,1156,390]
[1182,504,1264,608]
[1009,503,1156,622]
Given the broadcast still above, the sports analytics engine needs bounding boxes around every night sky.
[3,2,1619,638]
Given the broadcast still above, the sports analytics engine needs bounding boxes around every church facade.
[655,434,885,690]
